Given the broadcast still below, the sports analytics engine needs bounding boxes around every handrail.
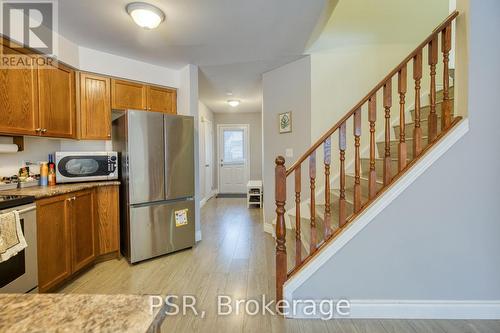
[285,10,459,176]
[275,10,460,305]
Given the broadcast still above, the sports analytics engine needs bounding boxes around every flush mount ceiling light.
[126,2,165,29]
[227,100,240,107]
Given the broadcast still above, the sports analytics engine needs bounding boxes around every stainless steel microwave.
[55,152,118,183]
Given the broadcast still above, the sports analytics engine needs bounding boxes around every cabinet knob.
[41,128,47,133]
[35,128,41,133]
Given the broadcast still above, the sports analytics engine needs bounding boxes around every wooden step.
[377,135,429,158]
[435,86,454,102]
[344,174,382,200]
[410,100,455,122]
[361,158,399,179]
[393,118,446,138]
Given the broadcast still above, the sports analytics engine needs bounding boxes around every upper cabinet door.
[0,45,39,136]
[111,79,147,111]
[147,86,177,114]
[38,63,76,138]
[79,73,111,140]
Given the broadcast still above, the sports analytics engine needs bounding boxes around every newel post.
[275,156,287,305]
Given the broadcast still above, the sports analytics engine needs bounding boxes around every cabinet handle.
[72,197,76,201]
[35,128,41,133]
[41,129,47,133]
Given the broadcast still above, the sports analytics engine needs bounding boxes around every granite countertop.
[0,294,167,333]
[0,181,120,199]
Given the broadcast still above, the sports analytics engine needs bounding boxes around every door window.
[223,130,244,164]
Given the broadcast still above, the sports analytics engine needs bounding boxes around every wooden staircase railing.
[275,11,460,303]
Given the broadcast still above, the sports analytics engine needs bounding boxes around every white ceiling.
[58,0,330,113]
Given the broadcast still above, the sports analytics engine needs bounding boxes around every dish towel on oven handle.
[0,210,28,263]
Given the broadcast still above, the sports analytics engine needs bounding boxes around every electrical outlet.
[285,148,293,158]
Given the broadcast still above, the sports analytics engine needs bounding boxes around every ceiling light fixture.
[227,100,240,107]
[126,2,165,30]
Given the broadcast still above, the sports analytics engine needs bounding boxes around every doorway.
[204,119,214,198]
[217,124,250,194]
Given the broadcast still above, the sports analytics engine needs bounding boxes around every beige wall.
[214,112,263,188]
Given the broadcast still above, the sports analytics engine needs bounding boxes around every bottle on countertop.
[48,154,56,186]
[40,162,48,186]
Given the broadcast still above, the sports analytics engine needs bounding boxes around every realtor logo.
[1,0,57,55]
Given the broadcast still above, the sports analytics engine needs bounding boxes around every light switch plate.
[285,148,294,158]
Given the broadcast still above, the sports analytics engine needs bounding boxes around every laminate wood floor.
[60,198,500,333]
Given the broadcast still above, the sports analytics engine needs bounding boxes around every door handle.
[205,164,210,167]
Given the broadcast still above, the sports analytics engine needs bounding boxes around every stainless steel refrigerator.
[112,110,195,264]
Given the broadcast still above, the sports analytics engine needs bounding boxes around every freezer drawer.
[129,200,195,263]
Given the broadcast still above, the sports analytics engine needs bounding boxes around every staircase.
[274,11,461,303]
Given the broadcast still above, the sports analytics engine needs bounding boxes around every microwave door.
[164,115,195,200]
[128,111,166,205]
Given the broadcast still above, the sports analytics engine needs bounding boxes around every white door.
[204,120,214,197]
[218,125,249,194]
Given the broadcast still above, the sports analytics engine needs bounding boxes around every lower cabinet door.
[37,195,72,292]
[95,186,120,256]
[70,190,96,273]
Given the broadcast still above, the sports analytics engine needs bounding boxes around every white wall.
[199,102,216,201]
[214,111,262,185]
[262,56,312,225]
[0,137,60,176]
[293,0,500,308]
[78,47,180,88]
[178,64,201,242]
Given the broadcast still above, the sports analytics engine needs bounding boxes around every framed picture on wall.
[279,111,292,134]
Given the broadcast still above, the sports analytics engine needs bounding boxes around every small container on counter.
[48,154,56,186]
[40,162,49,186]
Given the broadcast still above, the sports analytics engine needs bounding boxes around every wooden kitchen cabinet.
[147,85,177,114]
[78,73,112,140]
[95,186,120,256]
[38,62,76,138]
[36,195,72,293]
[0,45,39,136]
[70,190,96,273]
[36,186,119,292]
[111,79,147,110]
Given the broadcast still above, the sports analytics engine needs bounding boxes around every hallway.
[60,198,500,332]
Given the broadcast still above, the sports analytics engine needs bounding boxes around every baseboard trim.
[288,299,500,319]
[195,230,202,242]
[200,189,218,208]
[284,119,470,307]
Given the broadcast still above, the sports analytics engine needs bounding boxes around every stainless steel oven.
[56,151,118,183]
[0,200,37,293]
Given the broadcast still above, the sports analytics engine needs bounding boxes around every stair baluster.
[398,65,408,171]
[274,156,287,305]
[309,152,317,253]
[323,137,332,238]
[339,122,347,227]
[428,35,439,142]
[295,168,301,267]
[353,108,362,213]
[383,80,392,185]
[442,24,452,130]
[413,49,423,158]
[369,95,377,199]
